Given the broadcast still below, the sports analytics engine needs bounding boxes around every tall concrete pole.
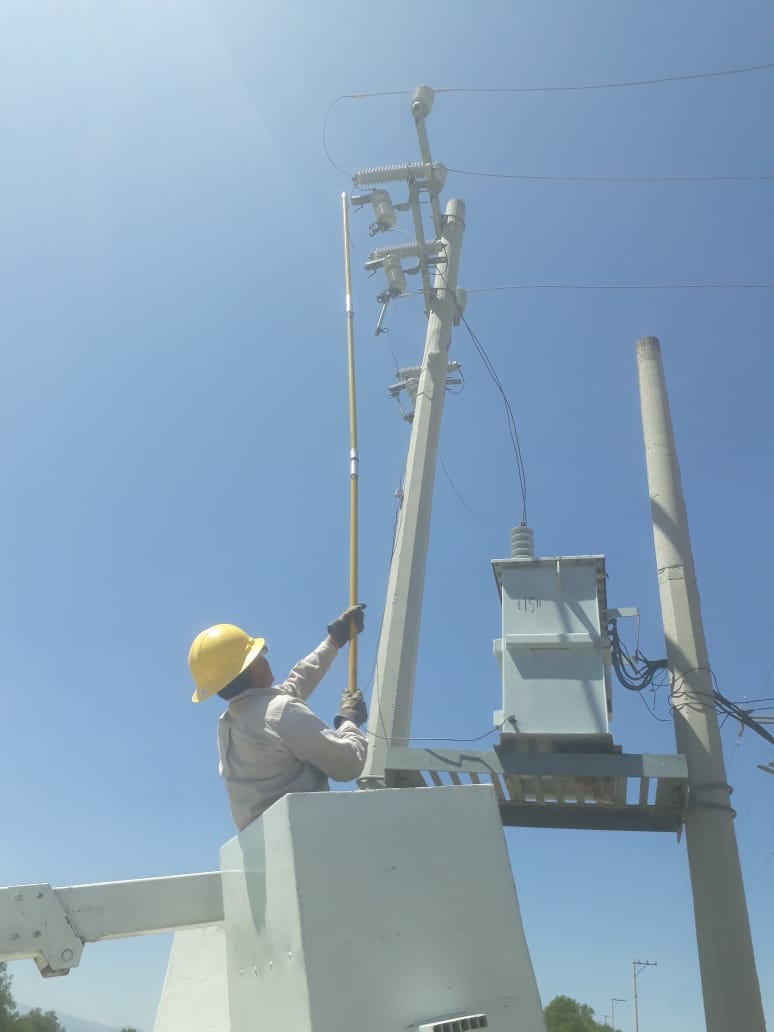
[360,198,465,784]
[636,336,765,1031]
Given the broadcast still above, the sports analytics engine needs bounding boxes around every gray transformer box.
[492,555,612,738]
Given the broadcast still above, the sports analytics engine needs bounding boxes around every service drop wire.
[341,192,359,696]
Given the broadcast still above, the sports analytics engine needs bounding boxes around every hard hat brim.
[191,636,266,703]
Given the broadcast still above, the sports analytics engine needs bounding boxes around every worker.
[188,604,368,831]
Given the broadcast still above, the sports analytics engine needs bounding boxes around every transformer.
[492,548,613,741]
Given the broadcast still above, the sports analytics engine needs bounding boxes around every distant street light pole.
[611,996,625,1029]
[632,959,656,1032]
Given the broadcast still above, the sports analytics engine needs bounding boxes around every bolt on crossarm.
[360,197,466,785]
[636,336,765,1031]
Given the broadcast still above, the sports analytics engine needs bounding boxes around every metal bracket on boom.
[0,883,83,977]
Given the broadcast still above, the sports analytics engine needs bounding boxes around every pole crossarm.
[384,747,688,832]
[0,873,223,977]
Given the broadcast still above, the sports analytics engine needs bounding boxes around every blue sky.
[1,2,773,1030]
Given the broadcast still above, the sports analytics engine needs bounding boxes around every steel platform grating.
[384,746,688,833]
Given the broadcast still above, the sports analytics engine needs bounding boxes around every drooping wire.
[433,62,774,94]
[608,618,668,692]
[747,847,774,889]
[755,661,774,703]
[322,97,353,176]
[447,166,774,183]
[737,774,768,833]
[325,64,774,106]
[457,308,528,525]
[398,283,774,295]
[670,669,774,747]
[438,452,506,534]
[641,693,672,723]
[423,258,528,525]
[364,714,515,745]
[323,64,774,178]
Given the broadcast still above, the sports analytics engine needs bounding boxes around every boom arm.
[0,873,223,977]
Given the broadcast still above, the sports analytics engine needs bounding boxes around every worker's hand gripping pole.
[342,193,359,695]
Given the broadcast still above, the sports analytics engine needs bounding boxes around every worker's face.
[250,651,274,691]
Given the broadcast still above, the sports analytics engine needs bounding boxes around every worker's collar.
[218,681,276,702]
[218,677,253,702]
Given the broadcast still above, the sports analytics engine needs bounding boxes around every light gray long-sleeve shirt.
[217,639,368,831]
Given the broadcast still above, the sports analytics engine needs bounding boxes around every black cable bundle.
[609,618,774,746]
[607,618,668,693]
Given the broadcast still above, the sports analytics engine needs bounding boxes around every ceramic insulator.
[510,525,535,559]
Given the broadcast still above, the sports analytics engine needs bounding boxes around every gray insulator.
[354,162,448,190]
[397,365,422,379]
[411,85,435,120]
[510,525,535,559]
[371,190,397,231]
[382,254,407,296]
[369,240,444,261]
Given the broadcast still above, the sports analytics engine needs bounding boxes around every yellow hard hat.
[188,623,266,703]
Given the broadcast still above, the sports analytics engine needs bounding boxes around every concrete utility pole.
[632,960,656,1032]
[636,336,766,1031]
[360,197,466,783]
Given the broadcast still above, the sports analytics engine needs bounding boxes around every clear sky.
[1,2,773,1030]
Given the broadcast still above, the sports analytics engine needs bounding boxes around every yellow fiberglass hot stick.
[341,192,359,696]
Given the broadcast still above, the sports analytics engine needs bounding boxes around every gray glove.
[334,689,367,728]
[327,603,366,648]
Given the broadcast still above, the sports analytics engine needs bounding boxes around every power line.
[323,64,774,177]
[456,308,528,525]
[364,715,514,745]
[747,847,774,889]
[433,62,774,94]
[447,166,774,183]
[438,452,506,533]
[755,661,774,702]
[329,63,774,103]
[608,625,774,746]
[431,262,528,525]
[398,283,774,295]
[738,772,768,833]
